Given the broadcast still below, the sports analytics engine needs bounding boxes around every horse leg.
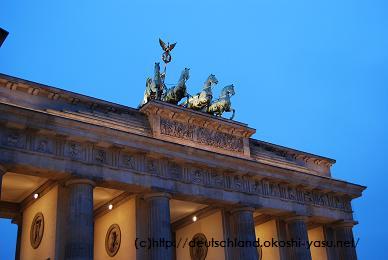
[229,108,235,120]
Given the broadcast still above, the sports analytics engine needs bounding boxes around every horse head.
[220,84,235,98]
[154,62,160,72]
[204,74,218,90]
[180,68,190,81]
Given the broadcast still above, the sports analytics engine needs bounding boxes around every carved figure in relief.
[182,74,218,111]
[162,68,190,105]
[207,84,236,120]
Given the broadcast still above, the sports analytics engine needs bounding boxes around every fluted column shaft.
[334,222,357,260]
[64,179,95,260]
[230,207,259,260]
[144,192,173,260]
[287,216,312,260]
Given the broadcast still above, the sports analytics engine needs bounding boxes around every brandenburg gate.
[0,66,364,260]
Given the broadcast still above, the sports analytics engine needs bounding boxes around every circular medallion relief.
[105,224,121,257]
[30,212,44,249]
[189,233,208,260]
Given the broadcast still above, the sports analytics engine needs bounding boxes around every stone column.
[144,192,173,260]
[230,207,258,260]
[276,219,289,260]
[334,221,358,260]
[323,225,337,260]
[64,179,95,260]
[286,216,312,260]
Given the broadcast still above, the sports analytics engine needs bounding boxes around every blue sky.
[0,0,387,258]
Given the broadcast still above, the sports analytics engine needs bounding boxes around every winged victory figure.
[159,38,176,64]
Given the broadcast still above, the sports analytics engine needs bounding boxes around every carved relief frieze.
[269,183,281,197]
[231,175,246,192]
[303,191,313,203]
[159,116,244,153]
[0,127,352,213]
[160,117,195,140]
[120,153,137,170]
[65,141,85,161]
[287,187,297,201]
[279,184,288,199]
[210,171,225,188]
[94,148,107,164]
[145,157,160,175]
[33,136,54,154]
[251,180,263,195]
[167,161,183,180]
[197,127,243,152]
[2,130,26,149]
[190,168,208,185]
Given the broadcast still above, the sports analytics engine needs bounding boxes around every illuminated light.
[108,204,113,210]
[192,216,197,222]
[33,193,39,199]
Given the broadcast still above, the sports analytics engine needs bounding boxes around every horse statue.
[181,74,218,111]
[162,68,190,105]
[207,84,236,120]
[139,62,164,107]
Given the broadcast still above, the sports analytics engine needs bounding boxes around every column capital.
[143,192,171,200]
[230,207,255,215]
[65,178,96,187]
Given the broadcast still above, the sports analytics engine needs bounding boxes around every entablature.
[0,101,365,205]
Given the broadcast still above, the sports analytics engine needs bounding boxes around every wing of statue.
[159,38,168,51]
[168,42,177,51]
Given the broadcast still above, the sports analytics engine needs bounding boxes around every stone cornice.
[250,139,335,177]
[0,73,138,115]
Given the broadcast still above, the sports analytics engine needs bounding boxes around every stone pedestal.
[334,221,357,260]
[230,207,259,260]
[144,192,173,260]
[64,179,95,260]
[286,216,312,260]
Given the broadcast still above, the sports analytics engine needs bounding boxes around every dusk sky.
[1,0,387,259]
